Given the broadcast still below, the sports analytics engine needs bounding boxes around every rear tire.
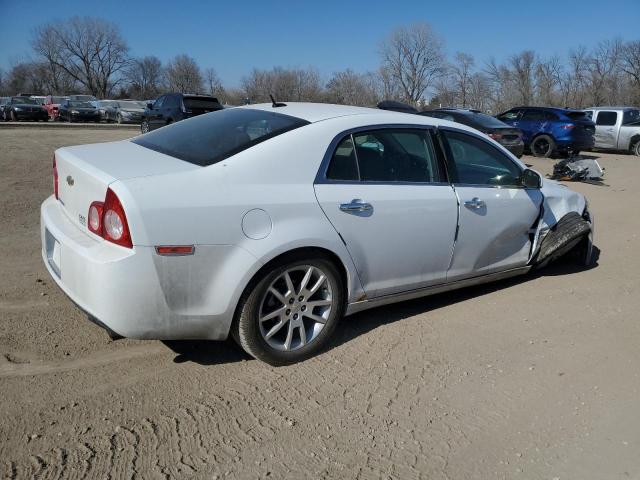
[141,120,150,134]
[233,256,344,366]
[632,139,640,157]
[531,135,556,158]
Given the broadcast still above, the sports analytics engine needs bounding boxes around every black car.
[58,99,101,122]
[141,93,224,133]
[421,108,525,158]
[1,96,49,122]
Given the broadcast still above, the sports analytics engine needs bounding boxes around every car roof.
[236,102,450,124]
[584,106,638,111]
[512,106,585,114]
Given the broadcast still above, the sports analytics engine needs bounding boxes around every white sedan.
[41,103,593,365]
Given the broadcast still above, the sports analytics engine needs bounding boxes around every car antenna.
[270,94,286,108]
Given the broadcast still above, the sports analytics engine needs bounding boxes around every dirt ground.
[1,127,639,479]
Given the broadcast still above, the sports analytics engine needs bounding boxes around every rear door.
[314,127,458,298]
[518,109,549,144]
[593,110,619,149]
[439,128,543,281]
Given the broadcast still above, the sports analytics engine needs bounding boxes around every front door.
[439,128,543,281]
[594,110,619,149]
[314,128,458,298]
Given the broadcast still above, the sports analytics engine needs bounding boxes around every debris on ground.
[551,157,605,181]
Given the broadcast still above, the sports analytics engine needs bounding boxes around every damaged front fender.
[529,178,593,267]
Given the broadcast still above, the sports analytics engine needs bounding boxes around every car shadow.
[162,247,600,366]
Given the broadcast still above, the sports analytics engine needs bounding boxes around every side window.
[325,129,440,183]
[442,130,522,187]
[596,111,618,126]
[153,96,165,109]
[497,110,521,121]
[584,110,593,120]
[326,136,358,181]
[354,129,439,183]
[521,110,547,121]
[622,109,640,125]
[545,111,558,121]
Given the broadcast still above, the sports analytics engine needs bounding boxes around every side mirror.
[146,102,153,110]
[522,169,542,189]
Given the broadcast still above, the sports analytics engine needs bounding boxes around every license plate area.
[45,228,61,278]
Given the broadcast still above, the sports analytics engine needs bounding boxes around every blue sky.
[0,0,637,87]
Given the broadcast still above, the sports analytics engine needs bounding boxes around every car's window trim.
[437,126,528,190]
[315,124,450,186]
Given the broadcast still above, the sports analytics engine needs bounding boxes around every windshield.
[69,101,94,108]
[623,109,640,125]
[12,97,37,105]
[132,108,309,166]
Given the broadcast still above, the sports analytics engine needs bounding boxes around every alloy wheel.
[533,138,550,156]
[258,265,333,352]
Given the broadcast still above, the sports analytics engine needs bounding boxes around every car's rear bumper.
[40,196,254,340]
[503,142,524,157]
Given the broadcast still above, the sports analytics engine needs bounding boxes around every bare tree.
[32,16,129,97]
[325,69,379,106]
[204,67,224,99]
[509,50,536,105]
[165,54,203,93]
[380,23,446,105]
[126,56,163,99]
[588,39,622,105]
[451,52,475,107]
[535,56,561,106]
[241,67,323,103]
[620,40,640,102]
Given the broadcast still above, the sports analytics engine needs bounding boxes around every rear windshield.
[462,111,508,129]
[132,108,310,166]
[183,97,221,110]
[565,111,590,121]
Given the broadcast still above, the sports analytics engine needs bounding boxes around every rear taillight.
[87,188,132,248]
[53,156,58,199]
[561,124,575,129]
[88,201,104,235]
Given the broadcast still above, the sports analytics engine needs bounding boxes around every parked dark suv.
[141,93,224,133]
[497,107,595,157]
[421,108,525,158]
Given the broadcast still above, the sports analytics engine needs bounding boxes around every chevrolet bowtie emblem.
[66,175,74,186]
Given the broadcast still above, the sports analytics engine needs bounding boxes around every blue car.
[496,107,595,157]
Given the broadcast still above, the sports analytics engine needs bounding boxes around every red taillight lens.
[561,124,575,129]
[88,201,104,235]
[53,156,59,199]
[102,188,132,248]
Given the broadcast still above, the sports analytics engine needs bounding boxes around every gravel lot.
[1,127,639,479]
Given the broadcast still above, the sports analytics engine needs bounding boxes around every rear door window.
[326,129,441,183]
[596,111,618,126]
[132,108,309,166]
[183,97,221,110]
[521,110,548,121]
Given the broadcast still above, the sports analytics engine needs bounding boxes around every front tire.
[531,135,556,158]
[10,110,18,122]
[632,140,640,157]
[234,256,344,366]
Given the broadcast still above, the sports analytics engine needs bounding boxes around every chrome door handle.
[464,197,486,210]
[339,199,372,213]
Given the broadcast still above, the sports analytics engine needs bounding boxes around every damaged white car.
[40,103,593,365]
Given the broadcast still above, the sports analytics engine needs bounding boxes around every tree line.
[0,16,638,112]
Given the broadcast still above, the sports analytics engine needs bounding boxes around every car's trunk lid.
[54,140,199,232]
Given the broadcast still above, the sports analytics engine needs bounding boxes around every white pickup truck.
[583,107,640,156]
